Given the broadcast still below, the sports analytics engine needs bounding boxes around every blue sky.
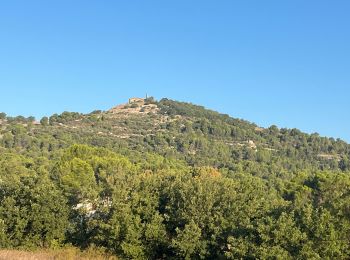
[0,1,349,141]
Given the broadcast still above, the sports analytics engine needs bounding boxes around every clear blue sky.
[0,1,349,141]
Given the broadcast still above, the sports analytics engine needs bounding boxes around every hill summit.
[109,97,159,115]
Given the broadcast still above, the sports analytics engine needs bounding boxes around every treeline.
[0,144,350,259]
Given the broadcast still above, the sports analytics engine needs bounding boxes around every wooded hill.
[1,98,350,259]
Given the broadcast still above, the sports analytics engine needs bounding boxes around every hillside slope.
[1,97,349,175]
[1,98,350,259]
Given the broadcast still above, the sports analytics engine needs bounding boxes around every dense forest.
[1,98,350,259]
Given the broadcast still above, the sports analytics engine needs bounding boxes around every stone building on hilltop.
[128,97,145,104]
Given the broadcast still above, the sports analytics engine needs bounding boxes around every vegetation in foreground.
[1,98,350,259]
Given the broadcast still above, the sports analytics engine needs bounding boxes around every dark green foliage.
[144,96,156,105]
[40,116,49,126]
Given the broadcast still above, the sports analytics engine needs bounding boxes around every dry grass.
[0,247,118,260]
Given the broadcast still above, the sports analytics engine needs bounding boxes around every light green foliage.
[56,157,98,203]
[172,220,204,260]
[0,155,68,249]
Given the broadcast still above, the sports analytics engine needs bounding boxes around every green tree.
[172,220,205,260]
[55,158,98,204]
[40,116,49,126]
[0,112,6,120]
